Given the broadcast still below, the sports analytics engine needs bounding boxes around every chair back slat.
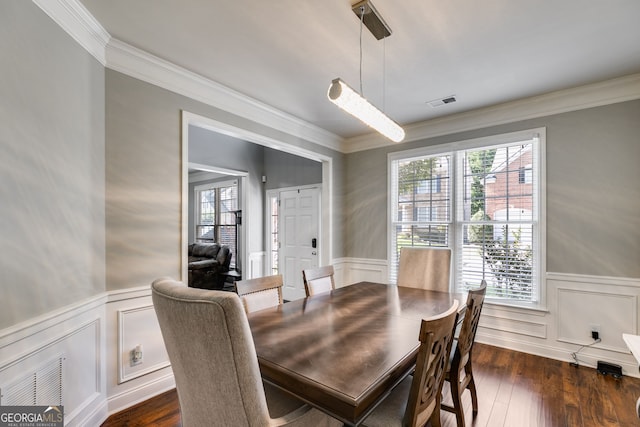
[236,274,284,314]
[404,300,459,427]
[303,266,335,297]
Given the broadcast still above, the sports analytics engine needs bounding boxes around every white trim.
[346,73,640,153]
[107,286,151,303]
[117,306,171,384]
[106,372,175,417]
[33,0,110,65]
[0,293,107,349]
[189,163,247,179]
[106,39,342,152]
[547,271,640,287]
[265,189,279,276]
[479,313,547,339]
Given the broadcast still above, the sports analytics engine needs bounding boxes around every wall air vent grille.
[0,354,64,406]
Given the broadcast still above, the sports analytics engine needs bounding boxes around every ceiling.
[79,0,640,141]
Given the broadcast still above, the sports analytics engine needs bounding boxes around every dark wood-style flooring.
[101,343,640,426]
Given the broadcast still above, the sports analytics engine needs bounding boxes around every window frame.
[194,178,239,266]
[388,128,546,309]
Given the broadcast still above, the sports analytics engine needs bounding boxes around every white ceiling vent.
[427,96,457,107]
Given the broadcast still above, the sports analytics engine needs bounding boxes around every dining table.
[247,281,466,426]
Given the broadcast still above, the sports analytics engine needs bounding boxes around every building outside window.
[389,129,545,305]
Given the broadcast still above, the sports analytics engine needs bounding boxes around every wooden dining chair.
[361,300,460,427]
[302,265,335,297]
[236,274,284,314]
[397,247,452,292]
[151,278,341,427]
[441,280,487,427]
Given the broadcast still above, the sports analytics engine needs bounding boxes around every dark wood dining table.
[247,281,466,426]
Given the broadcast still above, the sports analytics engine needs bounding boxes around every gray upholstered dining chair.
[361,300,460,427]
[302,265,335,297]
[397,247,452,292]
[441,280,487,427]
[236,274,284,314]
[151,278,342,427]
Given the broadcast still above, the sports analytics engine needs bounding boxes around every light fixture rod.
[328,78,405,142]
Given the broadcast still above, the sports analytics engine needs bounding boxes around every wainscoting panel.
[106,287,175,416]
[557,289,636,352]
[333,258,387,288]
[479,312,547,339]
[0,294,108,427]
[248,251,265,280]
[554,277,638,353]
[118,305,170,383]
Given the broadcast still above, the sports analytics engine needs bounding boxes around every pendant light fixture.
[328,0,405,143]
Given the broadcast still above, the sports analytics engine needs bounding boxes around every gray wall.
[0,2,105,328]
[263,149,322,190]
[105,70,345,291]
[345,99,640,278]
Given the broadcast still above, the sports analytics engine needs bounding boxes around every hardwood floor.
[101,343,640,426]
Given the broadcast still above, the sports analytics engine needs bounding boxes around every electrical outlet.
[130,344,143,366]
[590,324,601,341]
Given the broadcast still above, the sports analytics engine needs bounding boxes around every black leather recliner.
[187,243,232,289]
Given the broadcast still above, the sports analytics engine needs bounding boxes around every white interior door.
[280,187,320,301]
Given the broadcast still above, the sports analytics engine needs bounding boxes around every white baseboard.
[67,393,108,427]
[106,371,175,416]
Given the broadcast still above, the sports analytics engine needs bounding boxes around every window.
[389,129,544,305]
[416,175,441,194]
[519,164,533,184]
[268,193,279,276]
[195,179,238,267]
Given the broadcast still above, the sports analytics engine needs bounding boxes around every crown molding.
[33,0,110,65]
[105,39,343,152]
[34,0,342,153]
[344,73,640,153]
[33,0,640,156]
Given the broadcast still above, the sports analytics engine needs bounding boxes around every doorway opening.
[181,111,333,283]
